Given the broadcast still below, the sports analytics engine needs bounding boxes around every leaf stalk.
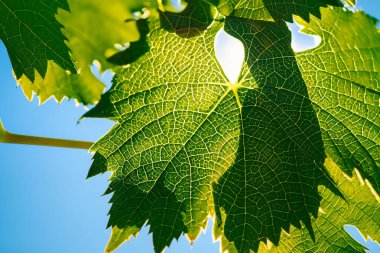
[0,120,93,150]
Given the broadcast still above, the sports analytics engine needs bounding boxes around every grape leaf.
[85,15,345,253]
[16,0,153,104]
[85,2,380,253]
[295,7,380,195]
[215,159,380,253]
[214,0,343,22]
[0,0,76,81]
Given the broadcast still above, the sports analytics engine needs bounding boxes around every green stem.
[1,131,93,150]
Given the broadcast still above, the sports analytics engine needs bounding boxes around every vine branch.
[0,120,93,150]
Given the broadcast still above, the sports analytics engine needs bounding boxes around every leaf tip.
[303,216,316,243]
[105,226,140,253]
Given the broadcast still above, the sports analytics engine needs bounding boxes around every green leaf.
[0,0,76,81]
[59,0,148,73]
[214,0,343,22]
[86,16,344,253]
[17,0,154,104]
[215,159,380,253]
[85,3,380,253]
[295,7,380,195]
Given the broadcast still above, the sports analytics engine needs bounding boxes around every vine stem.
[0,120,93,150]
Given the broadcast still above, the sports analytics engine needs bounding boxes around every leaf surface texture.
[84,1,380,253]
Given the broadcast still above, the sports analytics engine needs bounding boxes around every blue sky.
[0,1,379,253]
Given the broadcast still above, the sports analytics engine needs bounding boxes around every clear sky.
[0,1,379,253]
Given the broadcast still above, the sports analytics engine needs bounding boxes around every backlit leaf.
[84,2,380,253]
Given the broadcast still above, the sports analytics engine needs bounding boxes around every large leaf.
[85,2,380,253]
[296,7,380,195]
[85,16,345,253]
[0,0,76,81]
[17,61,104,104]
[214,0,342,22]
[215,159,380,253]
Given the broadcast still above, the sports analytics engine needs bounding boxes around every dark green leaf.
[0,0,76,81]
